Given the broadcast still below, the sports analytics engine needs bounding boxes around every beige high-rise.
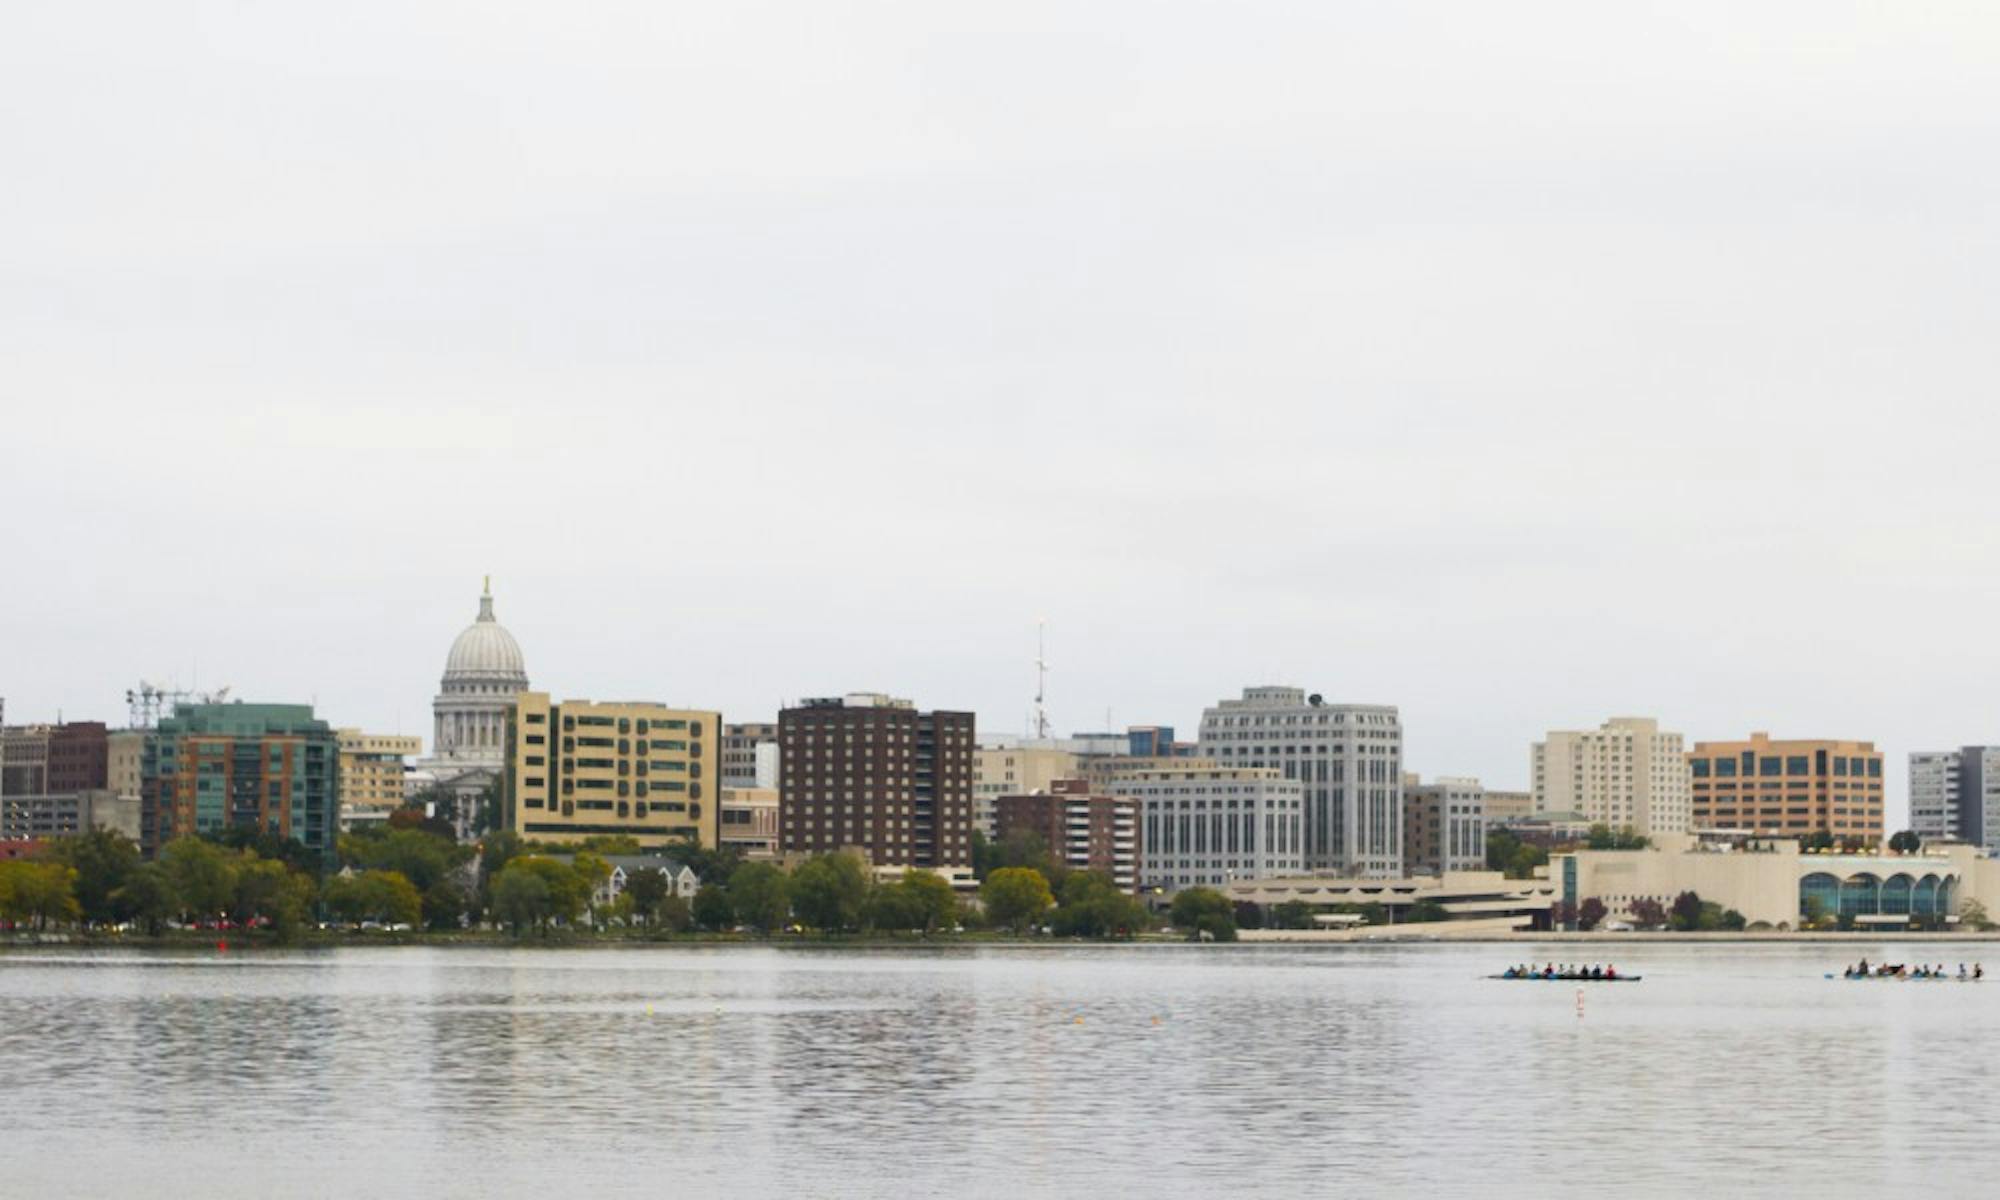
[337,730,422,812]
[1531,717,1690,839]
[505,694,721,848]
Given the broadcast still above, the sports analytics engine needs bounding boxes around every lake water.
[0,941,1992,1198]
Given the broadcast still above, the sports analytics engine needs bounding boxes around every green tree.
[48,828,140,925]
[160,838,241,922]
[479,830,526,882]
[509,856,589,925]
[973,829,1062,885]
[691,883,734,932]
[1168,886,1236,942]
[1670,890,1704,932]
[1486,827,1549,879]
[1889,830,1922,854]
[623,868,672,927]
[352,828,471,892]
[900,869,960,934]
[727,861,792,933]
[862,882,928,931]
[234,859,316,938]
[322,870,421,927]
[366,870,423,927]
[1051,871,1148,939]
[115,863,177,935]
[981,867,1054,933]
[0,861,80,929]
[323,874,369,925]
[655,893,693,933]
[490,867,551,934]
[1961,898,1993,931]
[791,853,869,932]
[1271,900,1315,930]
[207,825,324,877]
[422,876,469,930]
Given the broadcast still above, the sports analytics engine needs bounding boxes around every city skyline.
[3,573,1980,834]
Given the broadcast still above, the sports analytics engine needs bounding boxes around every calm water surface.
[0,941,1992,1198]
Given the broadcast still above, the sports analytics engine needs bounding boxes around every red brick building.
[994,779,1140,893]
[46,722,110,793]
[779,694,974,869]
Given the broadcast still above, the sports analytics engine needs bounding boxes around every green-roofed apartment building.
[141,703,340,864]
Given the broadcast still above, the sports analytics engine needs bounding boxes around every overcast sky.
[6,3,1999,826]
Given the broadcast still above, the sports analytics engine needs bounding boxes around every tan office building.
[337,730,422,812]
[1532,717,1691,839]
[973,744,1080,836]
[505,694,721,848]
[1483,789,1533,824]
[1688,732,1884,842]
[721,785,779,858]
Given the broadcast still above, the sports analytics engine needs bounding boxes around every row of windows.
[1693,754,1881,779]
[562,715,698,736]
[548,779,697,799]
[525,799,702,820]
[1205,712,1395,728]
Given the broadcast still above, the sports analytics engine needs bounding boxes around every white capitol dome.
[429,579,530,767]
[443,583,528,684]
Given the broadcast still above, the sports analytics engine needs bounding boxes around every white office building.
[1197,687,1404,878]
[1098,762,1305,891]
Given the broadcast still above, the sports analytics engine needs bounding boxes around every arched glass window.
[1880,874,1913,916]
[1800,872,1839,919]
[1914,875,1939,915]
[1838,873,1879,917]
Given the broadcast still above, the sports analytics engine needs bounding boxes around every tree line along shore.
[0,816,1247,946]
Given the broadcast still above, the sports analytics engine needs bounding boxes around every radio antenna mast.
[1033,619,1051,740]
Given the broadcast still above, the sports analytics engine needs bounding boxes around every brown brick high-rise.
[994,779,1140,892]
[46,722,109,793]
[779,694,974,869]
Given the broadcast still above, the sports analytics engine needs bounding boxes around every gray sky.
[7,3,2000,827]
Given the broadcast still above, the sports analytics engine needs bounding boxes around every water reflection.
[0,942,1993,1197]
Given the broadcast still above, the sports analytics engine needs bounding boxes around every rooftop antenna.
[1033,619,1051,740]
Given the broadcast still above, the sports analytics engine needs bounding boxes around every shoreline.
[8,929,2000,952]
